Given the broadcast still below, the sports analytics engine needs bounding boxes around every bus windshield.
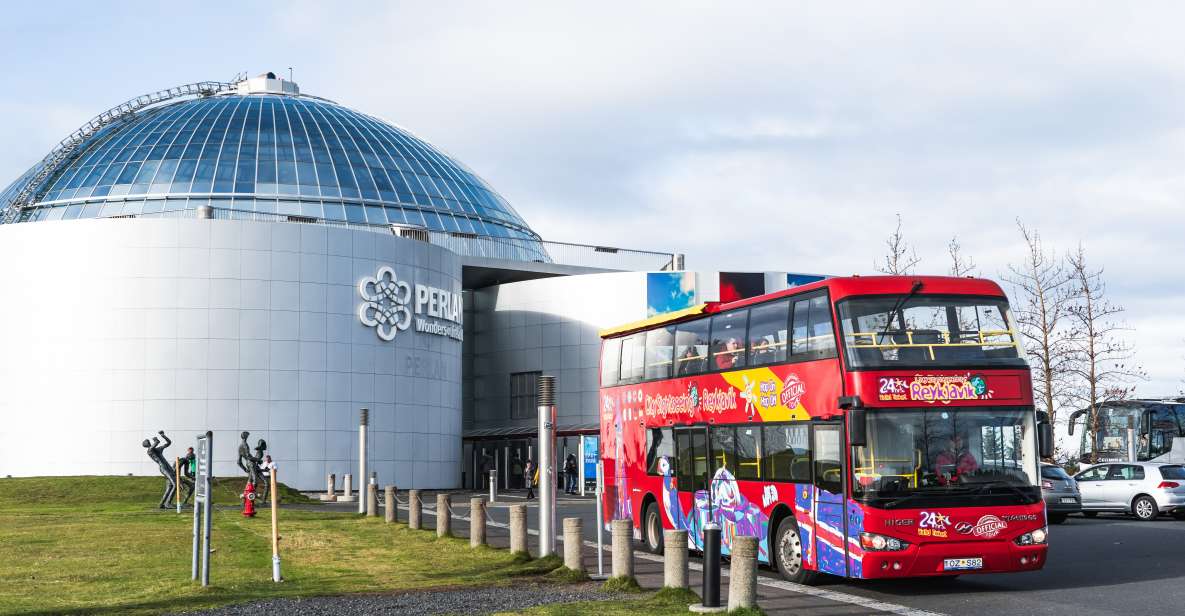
[1077,406,1143,462]
[1076,402,1185,462]
[853,408,1040,508]
[838,295,1024,369]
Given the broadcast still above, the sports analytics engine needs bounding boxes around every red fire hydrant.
[242,481,257,517]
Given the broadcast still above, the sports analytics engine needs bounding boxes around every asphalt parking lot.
[476,493,1185,616]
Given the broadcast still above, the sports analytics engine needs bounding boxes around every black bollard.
[702,523,722,608]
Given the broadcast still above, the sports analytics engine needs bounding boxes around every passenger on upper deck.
[715,337,743,370]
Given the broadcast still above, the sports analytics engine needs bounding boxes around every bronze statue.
[254,438,271,504]
[236,431,263,486]
[144,430,193,508]
[236,431,273,503]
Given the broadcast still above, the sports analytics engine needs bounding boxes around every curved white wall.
[0,218,462,489]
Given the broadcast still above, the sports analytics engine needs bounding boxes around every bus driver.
[935,434,978,484]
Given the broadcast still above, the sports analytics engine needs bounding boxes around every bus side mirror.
[1037,420,1054,459]
[849,408,867,448]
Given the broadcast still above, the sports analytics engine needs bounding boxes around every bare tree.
[874,213,920,275]
[1002,221,1075,446]
[948,236,977,277]
[1064,243,1147,463]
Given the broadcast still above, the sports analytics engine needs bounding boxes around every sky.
[1,2,1182,415]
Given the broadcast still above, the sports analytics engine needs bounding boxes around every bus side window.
[674,318,710,376]
[710,426,737,477]
[748,300,789,366]
[600,338,622,387]
[710,310,749,371]
[813,424,843,494]
[676,430,694,490]
[621,333,646,382]
[1150,407,1177,458]
[791,293,837,360]
[647,427,675,476]
[736,426,762,480]
[691,429,709,491]
[644,326,675,380]
[764,423,810,483]
[675,429,710,491]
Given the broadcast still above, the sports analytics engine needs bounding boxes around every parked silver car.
[1074,462,1185,521]
[1041,463,1081,524]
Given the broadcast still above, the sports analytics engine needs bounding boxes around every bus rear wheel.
[643,502,664,554]
[773,517,817,585]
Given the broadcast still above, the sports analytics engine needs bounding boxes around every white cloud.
[2,1,1184,394]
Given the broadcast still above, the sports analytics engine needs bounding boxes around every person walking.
[564,454,578,494]
[524,459,536,499]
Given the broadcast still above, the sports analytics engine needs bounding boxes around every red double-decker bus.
[598,275,1054,582]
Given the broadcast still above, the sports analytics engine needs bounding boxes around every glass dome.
[0,78,547,261]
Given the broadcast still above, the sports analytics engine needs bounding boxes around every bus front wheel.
[643,502,665,554]
[774,517,817,585]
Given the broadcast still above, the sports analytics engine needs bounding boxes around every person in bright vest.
[524,459,536,499]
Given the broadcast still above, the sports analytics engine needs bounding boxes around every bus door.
[675,426,711,547]
[812,422,849,577]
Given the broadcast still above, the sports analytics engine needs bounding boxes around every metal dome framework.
[0,76,547,261]
[0,80,239,224]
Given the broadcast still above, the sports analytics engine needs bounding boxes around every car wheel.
[1082,511,1098,518]
[773,517,817,585]
[1133,496,1159,521]
[642,502,664,554]
[1048,513,1068,525]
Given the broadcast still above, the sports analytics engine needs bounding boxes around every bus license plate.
[943,557,983,571]
[1060,497,1077,504]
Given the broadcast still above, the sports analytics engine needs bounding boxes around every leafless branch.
[1064,242,1148,463]
[948,236,977,277]
[1002,220,1075,454]
[874,213,920,275]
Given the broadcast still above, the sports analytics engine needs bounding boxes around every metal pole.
[489,469,497,503]
[537,375,557,557]
[701,523,722,608]
[191,484,200,580]
[595,461,604,577]
[271,468,281,582]
[359,408,368,515]
[175,457,182,513]
[201,468,211,586]
[1128,427,1136,462]
[579,436,586,497]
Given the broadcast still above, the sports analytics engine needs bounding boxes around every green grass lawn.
[0,477,565,615]
[0,476,732,616]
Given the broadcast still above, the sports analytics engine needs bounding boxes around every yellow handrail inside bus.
[848,329,1019,360]
[853,449,925,489]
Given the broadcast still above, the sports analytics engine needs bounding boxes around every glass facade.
[0,91,546,260]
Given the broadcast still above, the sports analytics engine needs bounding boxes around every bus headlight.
[860,532,909,551]
[1015,527,1048,546]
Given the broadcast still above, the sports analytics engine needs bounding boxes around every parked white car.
[1074,462,1185,521]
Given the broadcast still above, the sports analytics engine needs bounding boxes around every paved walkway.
[301,489,944,616]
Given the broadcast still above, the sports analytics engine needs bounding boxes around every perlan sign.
[358,266,462,342]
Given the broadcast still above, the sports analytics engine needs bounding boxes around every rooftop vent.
[390,224,429,243]
[236,71,300,96]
